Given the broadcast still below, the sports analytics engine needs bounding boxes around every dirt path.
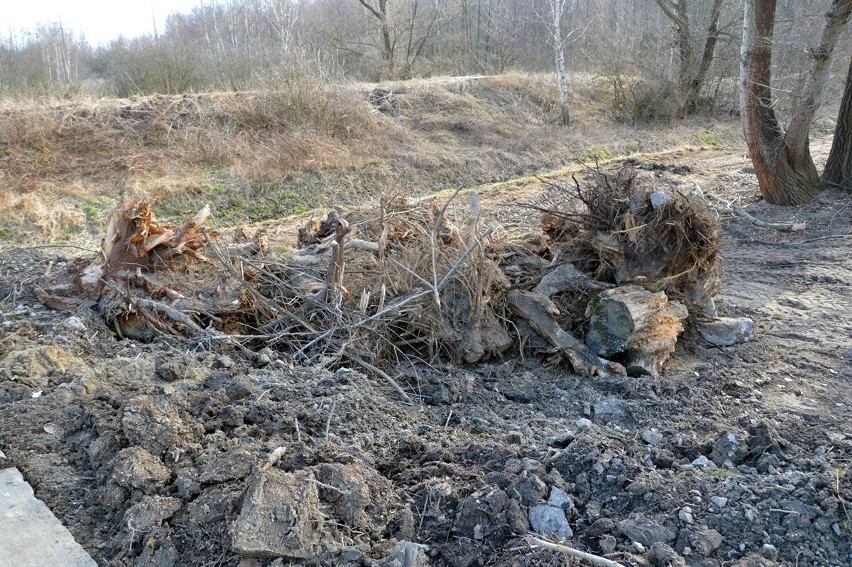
[1,143,851,567]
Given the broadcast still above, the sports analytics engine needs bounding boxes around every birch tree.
[546,0,572,126]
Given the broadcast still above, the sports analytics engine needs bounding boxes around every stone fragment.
[709,496,728,508]
[698,317,755,346]
[599,535,617,554]
[649,541,687,567]
[593,398,627,420]
[529,503,573,540]
[642,430,663,446]
[616,518,676,547]
[711,432,747,466]
[387,541,429,567]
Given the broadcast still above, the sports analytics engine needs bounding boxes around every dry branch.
[527,535,625,567]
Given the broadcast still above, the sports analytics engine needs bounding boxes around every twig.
[306,478,351,496]
[324,400,336,444]
[526,536,625,567]
[703,193,805,232]
[724,205,806,232]
[353,227,494,330]
[351,357,413,404]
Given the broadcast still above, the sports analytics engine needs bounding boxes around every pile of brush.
[37,166,733,392]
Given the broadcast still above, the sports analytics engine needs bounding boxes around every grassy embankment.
[0,73,744,246]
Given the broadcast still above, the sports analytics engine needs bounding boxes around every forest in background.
[2,0,850,121]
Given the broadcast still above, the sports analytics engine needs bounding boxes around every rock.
[111,447,172,492]
[678,507,694,524]
[678,527,723,556]
[709,496,728,508]
[387,541,429,567]
[587,518,615,537]
[123,496,182,534]
[534,263,612,298]
[599,535,617,554]
[215,355,235,369]
[697,317,755,346]
[510,475,548,506]
[691,455,713,469]
[711,433,747,466]
[232,468,322,558]
[529,503,573,540]
[627,481,651,497]
[650,542,687,566]
[253,351,272,368]
[642,430,664,446]
[593,398,627,420]
[63,316,87,331]
[761,544,778,560]
[650,192,668,209]
[616,518,676,547]
[547,486,573,509]
[576,418,593,431]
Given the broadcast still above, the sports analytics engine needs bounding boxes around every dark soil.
[1,147,851,567]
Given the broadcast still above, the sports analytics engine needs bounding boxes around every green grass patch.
[584,146,614,162]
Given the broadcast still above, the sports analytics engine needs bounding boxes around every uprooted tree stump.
[584,285,688,378]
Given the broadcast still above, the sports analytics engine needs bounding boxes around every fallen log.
[585,285,688,378]
[507,289,625,377]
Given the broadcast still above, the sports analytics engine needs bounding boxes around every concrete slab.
[0,467,97,567]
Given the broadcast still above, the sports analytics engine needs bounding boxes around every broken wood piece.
[585,285,688,378]
[318,214,350,304]
[534,262,614,298]
[507,290,625,377]
[527,535,625,567]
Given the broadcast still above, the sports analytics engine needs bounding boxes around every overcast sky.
[5,0,205,46]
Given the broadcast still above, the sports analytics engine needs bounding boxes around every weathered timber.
[507,289,625,377]
[585,285,688,377]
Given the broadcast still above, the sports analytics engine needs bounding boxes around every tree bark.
[686,0,724,112]
[740,0,852,205]
[548,0,570,125]
[359,0,395,78]
[824,54,852,191]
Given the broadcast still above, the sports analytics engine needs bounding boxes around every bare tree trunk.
[359,0,395,78]
[686,0,724,112]
[824,54,852,191]
[548,0,570,126]
[740,0,852,205]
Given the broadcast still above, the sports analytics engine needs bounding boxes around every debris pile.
[38,166,750,386]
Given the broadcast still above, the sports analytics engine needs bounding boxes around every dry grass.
[0,72,744,245]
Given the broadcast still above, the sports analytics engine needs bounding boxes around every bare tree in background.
[654,0,727,116]
[357,0,440,79]
[740,0,852,205]
[824,54,852,191]
[546,0,573,126]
